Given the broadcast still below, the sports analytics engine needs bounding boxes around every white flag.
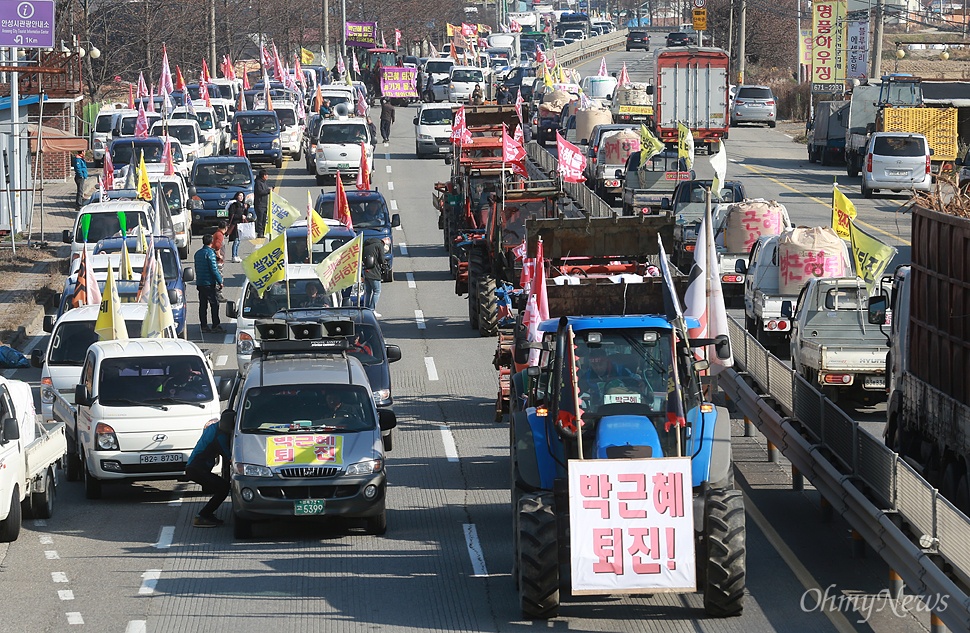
[709,141,727,195]
[683,200,733,373]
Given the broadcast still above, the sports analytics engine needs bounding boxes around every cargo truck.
[653,47,730,155]
[806,100,848,165]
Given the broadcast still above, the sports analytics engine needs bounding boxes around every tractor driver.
[577,347,640,411]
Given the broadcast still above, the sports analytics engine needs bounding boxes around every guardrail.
[525,141,614,217]
[557,29,629,66]
[723,315,970,631]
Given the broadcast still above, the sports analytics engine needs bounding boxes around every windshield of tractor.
[492,199,552,246]
[466,176,501,228]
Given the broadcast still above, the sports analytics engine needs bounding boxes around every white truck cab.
[314,117,373,185]
[64,200,156,262]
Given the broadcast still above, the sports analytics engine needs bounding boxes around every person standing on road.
[73,150,88,208]
[362,237,386,317]
[212,221,227,269]
[226,192,249,262]
[185,409,233,527]
[379,99,395,143]
[194,233,224,334]
[254,170,271,238]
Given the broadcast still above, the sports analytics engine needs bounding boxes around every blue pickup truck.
[188,156,254,232]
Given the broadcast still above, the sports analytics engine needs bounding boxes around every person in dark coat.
[226,191,249,262]
[362,237,387,316]
[253,169,271,238]
[379,99,395,143]
[73,150,88,208]
[194,233,224,333]
[185,410,234,527]
[495,84,510,105]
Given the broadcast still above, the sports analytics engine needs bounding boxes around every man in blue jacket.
[185,410,234,527]
[194,233,224,333]
[72,150,88,208]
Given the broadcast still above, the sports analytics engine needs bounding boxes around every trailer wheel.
[820,149,831,166]
[0,487,22,543]
[847,158,860,178]
[703,488,746,617]
[468,248,488,330]
[478,275,499,337]
[31,466,56,520]
[518,492,560,619]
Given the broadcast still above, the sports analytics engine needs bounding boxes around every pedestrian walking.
[185,409,233,527]
[226,192,249,262]
[362,237,386,316]
[495,84,510,105]
[73,150,88,208]
[254,170,271,238]
[379,99,395,143]
[194,234,224,334]
[212,221,227,269]
[366,116,378,144]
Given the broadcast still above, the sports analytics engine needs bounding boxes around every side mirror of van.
[182,266,195,282]
[1,417,19,444]
[734,259,747,274]
[75,384,91,407]
[62,229,72,244]
[615,169,623,178]
[780,300,793,318]
[226,302,238,319]
[385,344,402,363]
[930,148,935,156]
[218,379,234,402]
[412,117,418,125]
[43,314,56,333]
[30,349,44,369]
[646,85,655,95]
[660,198,671,211]
[378,408,397,431]
[391,213,401,228]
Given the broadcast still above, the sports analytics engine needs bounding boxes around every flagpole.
[569,325,585,460]
[284,237,291,310]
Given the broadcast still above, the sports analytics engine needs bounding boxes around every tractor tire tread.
[703,488,746,617]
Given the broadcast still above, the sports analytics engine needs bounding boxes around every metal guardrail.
[556,29,629,66]
[525,141,614,217]
[723,315,970,631]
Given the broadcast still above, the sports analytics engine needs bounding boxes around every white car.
[209,98,236,150]
[170,106,221,156]
[448,66,487,103]
[414,103,456,157]
[156,119,208,170]
[314,117,374,185]
[91,107,132,166]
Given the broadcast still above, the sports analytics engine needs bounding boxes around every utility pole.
[737,0,746,84]
[870,0,884,80]
[323,0,330,64]
[208,0,217,73]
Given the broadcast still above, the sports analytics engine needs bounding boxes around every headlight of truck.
[234,463,273,477]
[173,220,185,233]
[272,139,281,149]
[95,422,119,451]
[372,389,390,402]
[171,288,184,307]
[237,331,254,355]
[245,193,254,205]
[382,237,391,253]
[346,459,383,475]
[419,134,433,141]
[93,139,104,150]
[190,196,203,210]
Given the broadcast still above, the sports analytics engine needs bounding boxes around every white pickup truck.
[787,276,889,404]
[0,377,66,542]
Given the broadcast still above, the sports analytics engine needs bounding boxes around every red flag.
[556,132,586,183]
[356,143,371,190]
[242,71,251,91]
[502,125,526,163]
[314,84,323,113]
[127,84,134,109]
[136,72,149,99]
[163,136,175,176]
[451,106,472,145]
[513,124,523,145]
[147,87,156,113]
[134,102,150,138]
[395,29,402,48]
[533,238,549,321]
[235,122,247,158]
[356,90,368,117]
[294,56,306,87]
[175,65,186,92]
[535,48,545,64]
[238,86,246,112]
[335,173,354,230]
[201,59,211,84]
[202,81,212,108]
[159,44,174,95]
[272,43,285,81]
[555,324,584,437]
[461,23,477,36]
[617,63,630,86]
[103,151,115,190]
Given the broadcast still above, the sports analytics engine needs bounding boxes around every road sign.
[0,0,55,49]
[692,8,707,31]
[692,0,706,7]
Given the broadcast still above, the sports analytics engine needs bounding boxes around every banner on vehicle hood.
[380,67,418,99]
[346,22,378,48]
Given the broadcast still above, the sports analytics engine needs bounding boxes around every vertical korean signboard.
[569,458,696,594]
[846,18,870,80]
[811,0,847,94]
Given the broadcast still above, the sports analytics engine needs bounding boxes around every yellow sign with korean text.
[242,233,287,298]
[314,233,363,295]
[811,0,847,92]
[266,435,343,466]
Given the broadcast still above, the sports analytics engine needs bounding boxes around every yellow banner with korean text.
[314,233,362,295]
[811,0,847,91]
[242,233,287,298]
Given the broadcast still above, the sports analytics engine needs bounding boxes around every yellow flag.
[314,233,362,295]
[141,253,175,338]
[137,219,148,253]
[849,219,897,293]
[677,121,694,170]
[446,23,456,36]
[268,191,303,238]
[300,47,316,64]
[639,124,665,165]
[832,185,857,241]
[242,233,287,298]
[308,191,329,245]
[543,68,554,89]
[119,240,134,281]
[136,153,152,201]
[95,264,128,341]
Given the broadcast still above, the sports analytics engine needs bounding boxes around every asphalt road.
[0,40,934,633]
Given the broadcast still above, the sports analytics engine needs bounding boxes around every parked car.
[862,132,933,198]
[730,85,777,128]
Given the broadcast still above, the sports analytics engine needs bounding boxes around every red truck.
[653,47,730,154]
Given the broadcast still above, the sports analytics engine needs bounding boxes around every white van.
[448,66,486,103]
[92,108,132,166]
[114,110,161,139]
[861,132,933,198]
[64,200,156,261]
[160,119,209,169]
[413,103,456,156]
[68,338,223,499]
[314,117,373,185]
[172,106,223,155]
[579,75,619,108]
[423,58,455,102]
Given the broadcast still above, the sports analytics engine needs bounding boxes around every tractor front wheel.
[518,492,560,619]
[702,488,746,617]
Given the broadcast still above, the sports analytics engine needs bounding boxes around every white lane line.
[439,425,459,462]
[390,199,398,211]
[398,242,408,256]
[215,355,228,367]
[45,550,60,560]
[384,152,390,160]
[425,357,439,381]
[406,272,416,288]
[66,612,84,625]
[415,310,426,329]
[223,334,233,345]
[139,569,162,595]
[126,622,147,633]
[154,526,175,549]
[385,165,392,173]
[784,134,793,139]
[387,182,394,190]
[58,590,74,600]
[394,224,402,231]
[39,535,53,545]
[51,572,68,583]
[463,524,489,577]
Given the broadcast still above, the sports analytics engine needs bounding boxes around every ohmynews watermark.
[801,584,949,624]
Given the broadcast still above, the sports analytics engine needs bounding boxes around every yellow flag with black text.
[95,264,128,341]
[268,191,303,238]
[677,121,694,170]
[315,233,362,295]
[832,185,857,240]
[242,233,287,298]
[136,153,152,201]
[849,220,897,293]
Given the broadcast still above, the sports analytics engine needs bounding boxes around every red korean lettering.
[780,252,804,285]
[652,471,685,517]
[274,448,294,463]
[592,528,623,574]
[616,472,648,519]
[294,435,315,448]
[274,436,294,447]
[581,473,613,518]
[626,527,661,574]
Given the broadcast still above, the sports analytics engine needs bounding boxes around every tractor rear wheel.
[478,275,499,337]
[518,492,559,619]
[467,248,488,330]
[703,488,746,617]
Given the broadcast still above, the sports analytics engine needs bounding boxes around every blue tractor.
[508,223,744,619]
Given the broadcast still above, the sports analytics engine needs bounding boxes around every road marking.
[58,590,74,600]
[390,199,398,211]
[384,152,390,160]
[44,550,59,560]
[154,526,175,549]
[406,272,416,288]
[415,310,426,329]
[399,242,409,256]
[51,572,68,583]
[784,134,793,139]
[439,425,459,462]
[387,181,394,190]
[737,162,911,246]
[385,165,392,173]
[139,569,162,595]
[223,334,233,345]
[742,486,857,633]
[215,354,228,367]
[125,622,147,633]
[463,524,489,577]
[425,357,439,381]
[66,612,84,625]
[39,535,53,545]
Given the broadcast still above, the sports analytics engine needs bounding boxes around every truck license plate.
[338,163,351,169]
[140,453,183,464]
[294,499,326,515]
[248,149,264,155]
[864,376,886,389]
[216,208,229,217]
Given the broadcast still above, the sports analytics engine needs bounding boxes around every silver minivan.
[862,132,932,198]
[730,85,776,128]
